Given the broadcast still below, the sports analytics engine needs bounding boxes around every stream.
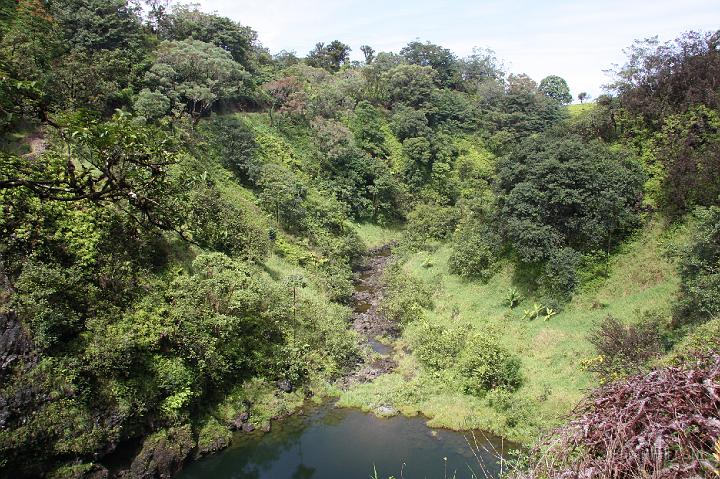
[177,244,513,478]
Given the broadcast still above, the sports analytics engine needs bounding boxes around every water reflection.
[177,404,512,479]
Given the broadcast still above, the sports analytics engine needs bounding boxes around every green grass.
[351,222,404,249]
[339,219,683,443]
[567,103,595,117]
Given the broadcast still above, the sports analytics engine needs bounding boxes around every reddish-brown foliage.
[515,355,720,478]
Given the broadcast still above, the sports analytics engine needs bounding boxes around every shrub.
[458,332,522,395]
[404,203,460,248]
[196,417,232,456]
[669,317,720,363]
[540,247,581,304]
[186,185,269,261]
[503,288,523,308]
[513,355,720,479]
[380,263,433,325]
[675,205,720,324]
[587,315,662,381]
[448,218,500,281]
[13,261,89,350]
[409,321,469,370]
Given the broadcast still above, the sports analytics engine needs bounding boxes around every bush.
[669,317,720,363]
[497,132,644,264]
[458,332,522,395]
[449,218,499,281]
[186,185,269,261]
[513,355,720,479]
[409,321,469,370]
[540,247,581,304]
[404,203,461,248]
[587,315,662,381]
[380,263,433,325]
[675,206,720,324]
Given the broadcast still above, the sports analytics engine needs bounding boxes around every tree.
[499,74,565,139]
[349,100,387,158]
[578,91,589,103]
[160,5,259,71]
[306,40,351,73]
[143,39,251,124]
[538,75,573,104]
[497,133,645,297]
[610,30,720,126]
[0,111,183,231]
[360,45,375,64]
[48,0,146,53]
[384,64,437,108]
[400,40,461,88]
[261,76,304,125]
[460,47,504,89]
[675,206,720,324]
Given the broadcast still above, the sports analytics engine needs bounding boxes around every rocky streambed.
[340,243,399,387]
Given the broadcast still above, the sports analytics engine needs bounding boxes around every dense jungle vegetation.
[0,0,719,477]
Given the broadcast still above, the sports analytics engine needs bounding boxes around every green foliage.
[458,332,523,395]
[13,260,88,350]
[503,288,523,309]
[409,321,469,370]
[384,64,437,108]
[196,417,232,455]
[49,0,146,52]
[380,263,433,325]
[669,317,720,362]
[675,206,720,324]
[186,184,269,260]
[306,40,351,72]
[400,41,460,89]
[448,212,500,281]
[540,247,582,304]
[350,100,388,158]
[497,132,645,300]
[655,106,720,213]
[538,75,573,104]
[2,1,718,473]
[161,4,259,71]
[143,39,252,122]
[404,203,461,248]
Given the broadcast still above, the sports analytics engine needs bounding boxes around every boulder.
[129,425,194,478]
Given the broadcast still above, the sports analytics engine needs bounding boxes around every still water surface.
[177,404,511,479]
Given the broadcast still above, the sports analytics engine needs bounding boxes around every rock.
[239,411,250,422]
[376,405,398,416]
[196,418,232,457]
[277,379,293,393]
[241,423,255,433]
[129,425,195,478]
[261,423,271,432]
[0,310,35,376]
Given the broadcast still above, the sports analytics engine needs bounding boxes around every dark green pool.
[177,404,512,479]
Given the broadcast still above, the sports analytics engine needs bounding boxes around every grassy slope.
[567,103,595,117]
[339,219,683,443]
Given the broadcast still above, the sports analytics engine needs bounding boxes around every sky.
[196,0,719,99]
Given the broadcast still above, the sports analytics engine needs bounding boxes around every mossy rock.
[196,417,232,457]
[129,425,195,478]
[48,463,108,479]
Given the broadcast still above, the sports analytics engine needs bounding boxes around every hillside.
[0,2,719,478]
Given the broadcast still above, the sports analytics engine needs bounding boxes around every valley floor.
[338,219,683,442]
